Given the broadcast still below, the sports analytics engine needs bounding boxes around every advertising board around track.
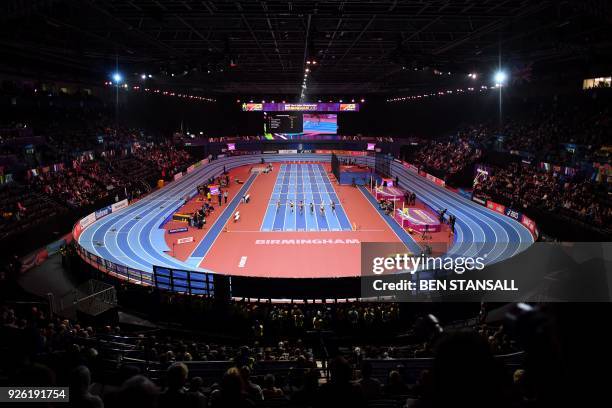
[472,196,487,206]
[111,199,128,212]
[424,172,445,187]
[95,205,112,220]
[505,207,522,221]
[521,215,538,236]
[79,212,96,229]
[487,200,506,214]
[316,150,368,156]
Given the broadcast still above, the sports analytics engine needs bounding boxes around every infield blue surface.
[261,164,352,231]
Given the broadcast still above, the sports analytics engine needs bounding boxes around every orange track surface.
[164,163,452,278]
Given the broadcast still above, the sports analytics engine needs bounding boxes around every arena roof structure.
[1,0,611,95]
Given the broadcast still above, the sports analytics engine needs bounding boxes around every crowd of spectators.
[134,143,192,179]
[0,89,193,240]
[0,183,66,239]
[23,143,192,210]
[28,165,110,208]
[2,298,598,408]
[137,287,404,340]
[473,162,611,229]
[411,137,483,176]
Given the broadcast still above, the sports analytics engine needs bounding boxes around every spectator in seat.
[240,365,263,402]
[292,368,320,407]
[104,375,159,408]
[384,370,410,397]
[262,373,284,400]
[317,356,364,408]
[431,332,505,408]
[209,367,255,408]
[68,365,103,408]
[355,361,382,400]
[159,362,203,408]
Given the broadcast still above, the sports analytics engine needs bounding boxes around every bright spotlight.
[141,74,147,80]
[494,71,507,85]
[112,72,123,83]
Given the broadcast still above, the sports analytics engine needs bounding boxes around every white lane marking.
[238,256,248,268]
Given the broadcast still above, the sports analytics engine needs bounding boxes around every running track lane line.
[185,173,258,267]
[358,185,423,255]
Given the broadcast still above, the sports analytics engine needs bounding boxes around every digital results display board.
[254,102,355,139]
[264,112,303,133]
[264,112,338,138]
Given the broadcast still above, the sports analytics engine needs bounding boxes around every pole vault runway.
[76,154,534,279]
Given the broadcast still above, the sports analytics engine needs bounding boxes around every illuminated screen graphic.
[263,112,340,139]
[303,113,337,135]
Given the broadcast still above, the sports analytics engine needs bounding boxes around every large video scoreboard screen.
[264,112,338,138]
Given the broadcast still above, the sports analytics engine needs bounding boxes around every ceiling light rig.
[387,85,493,103]
[301,59,318,101]
[104,81,215,103]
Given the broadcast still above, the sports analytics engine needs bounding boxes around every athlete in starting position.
[298,200,304,214]
[276,200,281,212]
[289,200,295,213]
[330,201,336,212]
[320,203,325,216]
[310,202,314,214]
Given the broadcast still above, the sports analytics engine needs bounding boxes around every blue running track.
[260,164,352,231]
[76,154,534,278]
